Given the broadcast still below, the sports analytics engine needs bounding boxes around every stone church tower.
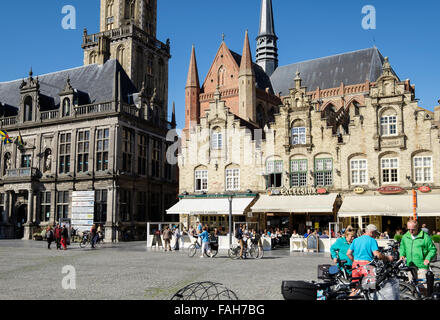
[82,0,170,119]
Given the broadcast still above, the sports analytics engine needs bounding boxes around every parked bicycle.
[228,239,259,259]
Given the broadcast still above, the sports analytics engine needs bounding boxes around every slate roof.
[270,47,398,96]
[0,59,137,114]
[229,50,274,93]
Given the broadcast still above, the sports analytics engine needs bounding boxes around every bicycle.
[188,236,218,258]
[228,238,259,259]
[79,231,104,248]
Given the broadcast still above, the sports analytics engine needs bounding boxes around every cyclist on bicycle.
[199,226,213,258]
[330,227,356,273]
[399,219,437,283]
[346,224,393,282]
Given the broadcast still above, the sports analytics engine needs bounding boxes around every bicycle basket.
[361,265,377,290]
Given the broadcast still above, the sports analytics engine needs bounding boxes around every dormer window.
[24,96,33,122]
[291,127,306,145]
[62,98,71,117]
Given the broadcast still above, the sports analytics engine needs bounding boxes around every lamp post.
[228,193,234,247]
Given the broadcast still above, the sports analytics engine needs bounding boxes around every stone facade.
[0,0,177,241]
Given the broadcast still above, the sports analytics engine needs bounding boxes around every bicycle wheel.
[188,244,197,257]
[206,245,218,258]
[96,239,104,248]
[400,292,419,300]
[228,246,240,259]
[79,239,89,248]
[249,245,259,259]
[399,281,420,299]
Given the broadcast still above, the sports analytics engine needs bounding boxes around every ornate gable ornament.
[20,68,40,91]
[59,76,75,96]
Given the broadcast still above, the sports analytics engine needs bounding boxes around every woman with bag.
[46,225,54,250]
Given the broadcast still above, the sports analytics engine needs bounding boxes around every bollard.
[426,270,434,297]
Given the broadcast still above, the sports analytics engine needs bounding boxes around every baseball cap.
[366,224,378,232]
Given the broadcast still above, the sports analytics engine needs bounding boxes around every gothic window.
[106,0,114,29]
[24,96,33,122]
[218,66,226,87]
[138,134,148,175]
[56,191,69,221]
[125,0,136,19]
[62,98,71,117]
[89,51,98,64]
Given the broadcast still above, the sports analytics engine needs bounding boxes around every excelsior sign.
[377,186,404,194]
[269,187,326,196]
[418,186,431,193]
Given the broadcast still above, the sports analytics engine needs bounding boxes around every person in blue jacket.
[330,227,356,273]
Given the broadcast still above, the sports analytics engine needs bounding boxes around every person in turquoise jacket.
[330,228,356,273]
[399,219,437,281]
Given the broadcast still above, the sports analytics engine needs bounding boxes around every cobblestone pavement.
[0,240,334,300]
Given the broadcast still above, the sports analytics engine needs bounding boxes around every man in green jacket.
[399,219,437,282]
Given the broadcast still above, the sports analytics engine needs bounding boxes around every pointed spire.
[258,0,276,36]
[239,30,254,75]
[256,0,278,76]
[186,45,200,88]
[29,67,33,78]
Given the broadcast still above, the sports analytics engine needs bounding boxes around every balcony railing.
[5,168,39,179]
[74,101,114,116]
[40,110,59,120]
[0,116,18,127]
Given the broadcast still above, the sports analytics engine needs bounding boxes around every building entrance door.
[382,216,403,236]
[15,205,27,239]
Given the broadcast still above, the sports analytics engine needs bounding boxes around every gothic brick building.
[0,0,178,241]
[170,0,440,234]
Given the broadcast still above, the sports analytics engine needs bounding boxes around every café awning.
[251,194,338,213]
[166,197,255,215]
[338,194,440,218]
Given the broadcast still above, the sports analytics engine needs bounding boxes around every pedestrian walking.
[60,225,68,250]
[173,225,183,251]
[163,226,172,251]
[399,219,437,283]
[90,224,98,248]
[54,224,62,250]
[199,226,213,258]
[46,225,54,250]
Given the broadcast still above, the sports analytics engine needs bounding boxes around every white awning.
[251,194,338,213]
[166,197,255,215]
[338,194,440,218]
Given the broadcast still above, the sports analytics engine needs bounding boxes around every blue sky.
[0,0,439,129]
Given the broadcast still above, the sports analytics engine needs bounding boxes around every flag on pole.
[0,130,12,145]
[15,133,25,149]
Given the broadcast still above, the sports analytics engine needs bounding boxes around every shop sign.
[418,186,431,193]
[377,186,404,195]
[269,187,319,196]
[354,187,365,194]
[316,188,328,194]
[190,211,218,215]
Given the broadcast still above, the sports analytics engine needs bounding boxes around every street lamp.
[227,192,234,247]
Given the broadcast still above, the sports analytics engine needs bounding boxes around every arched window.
[211,127,223,150]
[291,119,306,145]
[218,66,226,87]
[24,96,33,122]
[62,98,71,117]
[89,51,97,64]
[125,0,136,19]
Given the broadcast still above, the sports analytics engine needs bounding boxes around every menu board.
[71,191,95,232]
[306,234,319,252]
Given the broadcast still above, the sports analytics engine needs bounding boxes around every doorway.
[15,204,27,239]
[382,216,403,237]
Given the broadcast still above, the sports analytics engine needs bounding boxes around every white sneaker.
[200,256,204,258]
